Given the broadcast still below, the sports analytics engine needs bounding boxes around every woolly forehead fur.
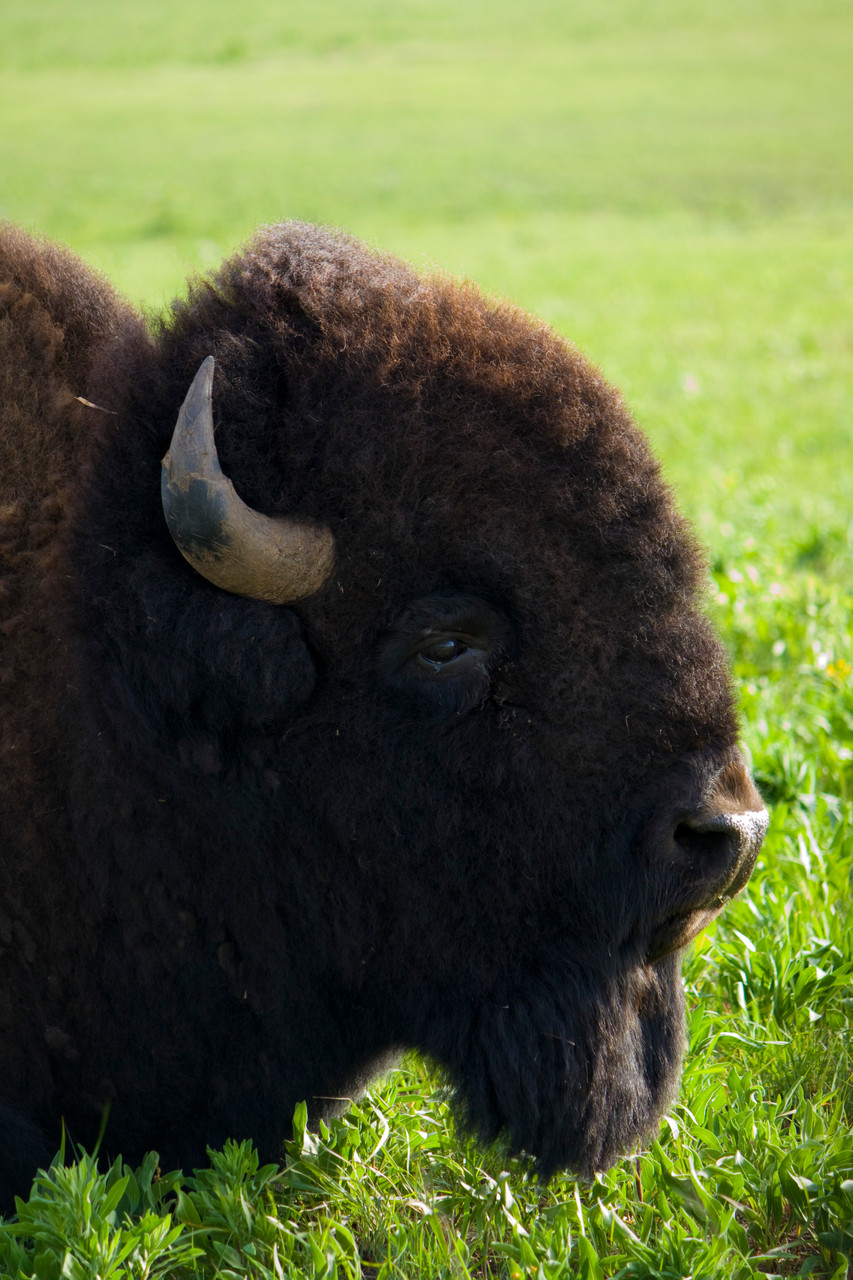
[88,221,734,761]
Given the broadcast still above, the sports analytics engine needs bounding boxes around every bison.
[0,221,767,1211]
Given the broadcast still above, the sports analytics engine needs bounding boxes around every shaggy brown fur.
[0,230,143,815]
[0,222,761,1209]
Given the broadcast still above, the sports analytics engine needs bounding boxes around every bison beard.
[437,959,685,1179]
[0,220,767,1211]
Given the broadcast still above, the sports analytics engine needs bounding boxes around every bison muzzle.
[0,220,767,1210]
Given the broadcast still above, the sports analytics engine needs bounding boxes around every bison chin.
[436,955,685,1178]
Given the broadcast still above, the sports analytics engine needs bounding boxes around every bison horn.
[161,357,335,604]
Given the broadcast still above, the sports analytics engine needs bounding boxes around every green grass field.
[1,0,851,1274]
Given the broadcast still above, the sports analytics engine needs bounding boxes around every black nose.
[672,807,769,900]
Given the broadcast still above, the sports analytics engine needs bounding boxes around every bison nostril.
[673,808,768,897]
[673,818,739,882]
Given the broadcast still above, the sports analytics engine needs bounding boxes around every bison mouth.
[645,827,758,963]
[435,954,686,1179]
[644,903,725,963]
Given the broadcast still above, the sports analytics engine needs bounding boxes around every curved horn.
[161,357,335,604]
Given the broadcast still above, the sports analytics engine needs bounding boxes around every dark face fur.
[73,223,766,1177]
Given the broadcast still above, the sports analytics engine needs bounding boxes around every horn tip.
[195,354,215,392]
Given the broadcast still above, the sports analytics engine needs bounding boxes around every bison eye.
[378,593,513,719]
[414,637,470,672]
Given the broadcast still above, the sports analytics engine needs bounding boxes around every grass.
[1,0,851,1274]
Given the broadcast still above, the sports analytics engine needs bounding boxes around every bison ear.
[182,593,319,731]
[108,575,320,761]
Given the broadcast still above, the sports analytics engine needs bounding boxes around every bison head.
[67,222,766,1178]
